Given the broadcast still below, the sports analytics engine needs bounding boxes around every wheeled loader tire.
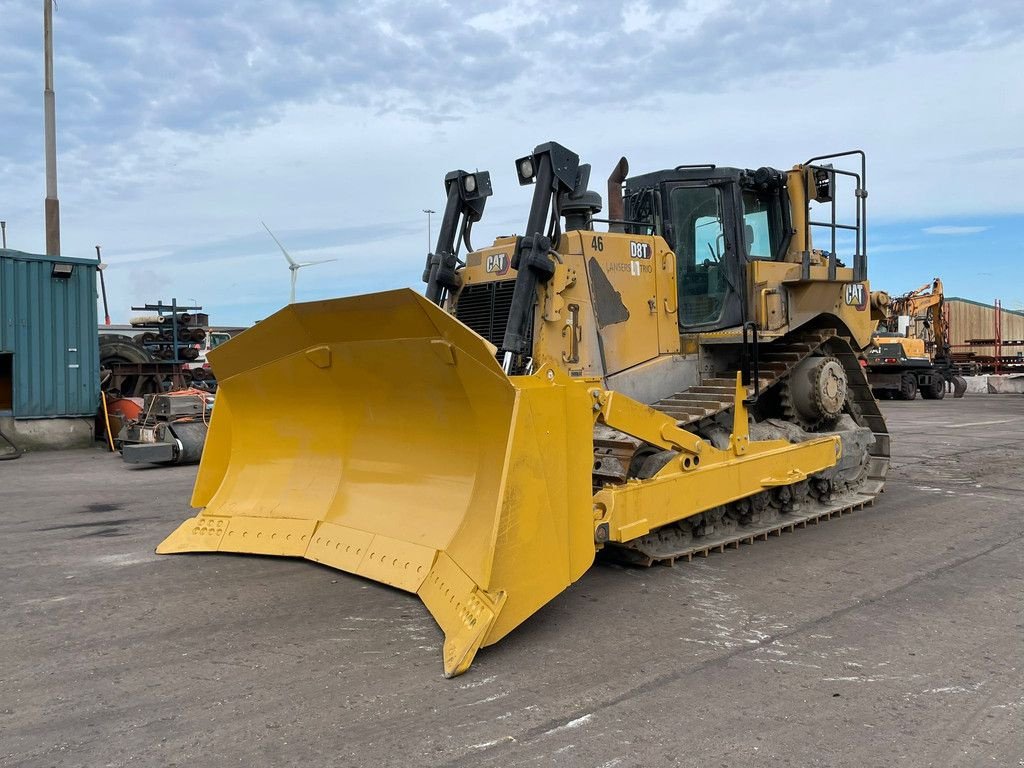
[898,374,918,400]
[921,375,946,400]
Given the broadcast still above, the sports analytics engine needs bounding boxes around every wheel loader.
[159,142,890,677]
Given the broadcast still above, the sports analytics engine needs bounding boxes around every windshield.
[210,333,231,349]
[670,185,728,326]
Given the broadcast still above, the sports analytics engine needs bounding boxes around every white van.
[187,329,233,371]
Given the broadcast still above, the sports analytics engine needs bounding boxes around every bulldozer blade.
[157,289,597,676]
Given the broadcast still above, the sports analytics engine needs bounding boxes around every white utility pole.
[422,209,435,251]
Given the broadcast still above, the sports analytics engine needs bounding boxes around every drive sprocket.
[780,354,848,430]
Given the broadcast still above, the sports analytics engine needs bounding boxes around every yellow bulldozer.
[159,142,890,677]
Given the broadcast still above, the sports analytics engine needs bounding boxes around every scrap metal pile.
[117,389,213,465]
[99,301,217,397]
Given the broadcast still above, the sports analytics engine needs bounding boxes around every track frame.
[596,328,890,565]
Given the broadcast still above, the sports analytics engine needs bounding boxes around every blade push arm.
[423,170,493,305]
[501,142,581,369]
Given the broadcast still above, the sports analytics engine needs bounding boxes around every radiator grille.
[454,280,517,348]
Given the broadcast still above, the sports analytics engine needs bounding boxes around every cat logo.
[629,241,652,260]
[485,253,510,275]
[844,283,867,310]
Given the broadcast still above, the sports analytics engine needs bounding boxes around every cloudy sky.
[1,0,1022,324]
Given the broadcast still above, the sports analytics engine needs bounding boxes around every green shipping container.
[0,248,100,418]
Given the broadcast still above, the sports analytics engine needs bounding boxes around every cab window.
[741,190,780,260]
[669,185,728,327]
[625,189,658,236]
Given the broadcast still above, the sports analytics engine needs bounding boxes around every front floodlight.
[463,173,477,194]
[516,155,536,185]
[812,164,834,203]
[51,262,74,279]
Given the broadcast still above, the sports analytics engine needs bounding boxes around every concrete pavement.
[2,395,1022,767]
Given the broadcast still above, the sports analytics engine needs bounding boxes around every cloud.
[922,225,990,235]
[3,0,1018,170]
[946,146,1024,164]
[2,1,1023,324]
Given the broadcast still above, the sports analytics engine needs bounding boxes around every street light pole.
[43,0,60,256]
[422,208,435,251]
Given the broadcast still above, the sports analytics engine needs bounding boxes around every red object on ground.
[106,397,144,421]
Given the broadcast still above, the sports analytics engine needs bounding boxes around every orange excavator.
[865,277,967,399]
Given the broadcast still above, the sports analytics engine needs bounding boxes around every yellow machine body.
[160,146,883,676]
[159,284,840,676]
[875,334,928,360]
[459,224,879,381]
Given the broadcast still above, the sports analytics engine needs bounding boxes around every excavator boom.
[868,276,966,399]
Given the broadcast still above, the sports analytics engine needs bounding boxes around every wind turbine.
[261,221,337,304]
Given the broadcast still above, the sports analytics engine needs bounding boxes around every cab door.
[662,182,745,333]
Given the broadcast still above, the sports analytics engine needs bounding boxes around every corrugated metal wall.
[0,248,100,418]
[947,297,1024,359]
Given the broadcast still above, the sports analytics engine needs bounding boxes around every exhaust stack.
[606,157,629,233]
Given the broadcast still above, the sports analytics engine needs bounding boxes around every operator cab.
[623,165,792,333]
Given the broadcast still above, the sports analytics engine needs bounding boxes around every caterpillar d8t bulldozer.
[159,142,890,677]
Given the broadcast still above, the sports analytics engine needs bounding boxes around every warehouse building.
[0,248,100,450]
[946,297,1024,373]
[946,296,1024,376]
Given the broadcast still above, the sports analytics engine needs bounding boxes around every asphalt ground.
[2,395,1022,767]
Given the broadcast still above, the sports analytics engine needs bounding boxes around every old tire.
[100,335,154,366]
[100,335,158,396]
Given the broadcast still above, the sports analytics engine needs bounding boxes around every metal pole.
[422,209,435,251]
[95,245,111,325]
[43,0,60,256]
[995,299,1002,375]
[171,298,180,364]
[1,221,6,249]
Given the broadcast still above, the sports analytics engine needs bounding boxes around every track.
[596,327,890,566]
